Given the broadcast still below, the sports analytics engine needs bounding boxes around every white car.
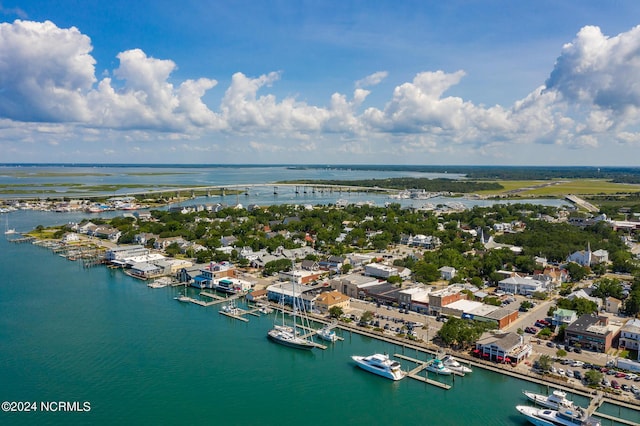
[566,369,574,378]
[626,373,638,380]
[572,360,584,368]
[557,368,565,376]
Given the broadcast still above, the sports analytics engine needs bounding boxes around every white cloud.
[355,71,388,88]
[3,19,640,163]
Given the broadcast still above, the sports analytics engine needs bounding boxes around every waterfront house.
[314,290,350,314]
[105,245,150,265]
[266,282,316,312]
[129,262,163,279]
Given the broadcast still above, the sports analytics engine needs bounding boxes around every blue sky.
[1,1,640,165]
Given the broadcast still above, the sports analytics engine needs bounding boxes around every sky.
[1,1,640,166]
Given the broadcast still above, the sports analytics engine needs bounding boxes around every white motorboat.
[441,355,472,374]
[523,389,575,410]
[426,358,452,375]
[352,353,406,381]
[174,295,191,303]
[317,325,338,342]
[516,405,600,426]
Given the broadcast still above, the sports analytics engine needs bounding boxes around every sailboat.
[4,216,16,235]
[267,280,315,350]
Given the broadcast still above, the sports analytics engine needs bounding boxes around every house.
[314,290,350,313]
[399,234,441,249]
[564,314,620,353]
[605,296,622,314]
[591,249,609,264]
[438,266,456,280]
[301,259,320,271]
[618,318,640,358]
[319,256,346,271]
[552,308,578,326]
[246,289,268,303]
[475,332,532,364]
[498,275,546,296]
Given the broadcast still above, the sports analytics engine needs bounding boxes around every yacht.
[317,325,338,342]
[523,390,576,410]
[352,353,406,381]
[441,355,472,374]
[516,405,601,426]
[174,295,191,303]
[267,326,315,350]
[426,358,452,375]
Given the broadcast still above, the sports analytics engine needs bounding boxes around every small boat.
[4,216,16,235]
[221,299,240,315]
[523,389,575,410]
[317,325,338,342]
[516,405,600,426]
[441,355,472,374]
[426,358,452,375]
[352,353,406,381]
[174,294,191,303]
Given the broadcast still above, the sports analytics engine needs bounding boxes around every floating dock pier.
[393,353,452,390]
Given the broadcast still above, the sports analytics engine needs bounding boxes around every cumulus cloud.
[3,19,640,162]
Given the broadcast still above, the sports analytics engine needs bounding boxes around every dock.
[393,354,452,390]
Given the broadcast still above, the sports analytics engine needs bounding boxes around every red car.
[537,319,551,327]
[615,372,626,378]
[611,380,620,389]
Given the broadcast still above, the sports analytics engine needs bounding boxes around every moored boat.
[426,358,452,375]
[441,354,472,374]
[516,405,600,426]
[317,325,338,342]
[523,389,575,410]
[352,353,406,381]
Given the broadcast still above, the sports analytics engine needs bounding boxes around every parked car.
[566,369,574,378]
[621,384,630,392]
[573,347,582,354]
[546,341,555,348]
[626,373,638,380]
[572,361,584,368]
[615,372,627,378]
[601,378,610,387]
[574,370,582,380]
[611,380,621,389]
[525,326,538,334]
[536,319,551,327]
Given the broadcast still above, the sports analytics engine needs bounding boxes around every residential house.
[618,318,640,357]
[605,296,623,314]
[438,266,456,280]
[552,308,578,326]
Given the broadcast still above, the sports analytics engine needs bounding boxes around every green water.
[0,234,628,426]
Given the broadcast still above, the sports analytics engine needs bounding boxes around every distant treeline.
[284,177,503,193]
[301,165,640,182]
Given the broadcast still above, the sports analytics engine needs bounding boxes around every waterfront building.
[266,282,316,312]
[442,300,519,329]
[129,262,163,279]
[564,314,620,352]
[105,245,150,264]
[314,290,350,314]
[398,286,431,314]
[475,332,532,364]
[192,262,236,289]
[278,268,325,285]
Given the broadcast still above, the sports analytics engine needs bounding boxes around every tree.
[360,311,374,323]
[584,369,604,387]
[538,354,553,372]
[565,262,589,282]
[556,349,567,358]
[329,306,343,318]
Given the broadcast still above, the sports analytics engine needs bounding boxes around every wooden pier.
[393,353,452,390]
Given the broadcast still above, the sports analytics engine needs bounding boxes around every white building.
[364,262,398,279]
[438,266,456,280]
[498,275,546,295]
[619,318,640,358]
